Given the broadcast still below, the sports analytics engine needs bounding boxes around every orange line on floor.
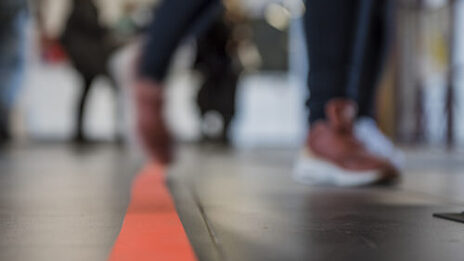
[108,163,197,261]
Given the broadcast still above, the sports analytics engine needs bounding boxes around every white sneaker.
[293,150,386,187]
[293,118,402,187]
[354,117,404,170]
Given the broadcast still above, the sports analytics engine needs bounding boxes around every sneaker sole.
[293,151,387,187]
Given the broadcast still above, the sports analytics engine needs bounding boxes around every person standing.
[0,0,28,143]
[133,0,402,186]
[61,0,121,142]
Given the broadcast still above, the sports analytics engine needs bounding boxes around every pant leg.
[0,8,26,109]
[304,0,360,123]
[357,0,393,118]
[0,7,27,137]
[139,0,222,82]
[304,0,391,124]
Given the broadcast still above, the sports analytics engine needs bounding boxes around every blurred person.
[134,0,402,187]
[194,16,242,144]
[61,0,121,142]
[293,0,403,186]
[0,0,28,144]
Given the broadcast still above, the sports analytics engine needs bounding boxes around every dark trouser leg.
[0,9,27,142]
[195,16,238,144]
[139,0,221,82]
[304,0,359,123]
[304,0,391,124]
[75,76,93,141]
[357,0,392,118]
[106,74,124,141]
[0,105,10,142]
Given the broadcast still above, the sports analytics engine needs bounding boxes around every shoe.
[293,149,396,187]
[293,99,399,187]
[134,79,173,164]
[0,107,11,145]
[354,117,404,170]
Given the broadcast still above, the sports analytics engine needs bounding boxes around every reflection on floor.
[1,144,464,260]
[170,146,464,261]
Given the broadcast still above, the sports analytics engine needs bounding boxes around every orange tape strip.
[108,164,197,261]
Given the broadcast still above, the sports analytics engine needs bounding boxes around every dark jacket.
[61,0,117,77]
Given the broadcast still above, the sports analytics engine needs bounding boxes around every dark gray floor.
[2,144,464,261]
[0,144,138,261]
[169,146,464,261]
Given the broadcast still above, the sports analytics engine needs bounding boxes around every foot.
[0,131,10,146]
[0,107,11,145]
[72,133,88,144]
[354,117,404,170]
[133,79,173,164]
[293,99,399,187]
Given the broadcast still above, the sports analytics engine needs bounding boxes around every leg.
[218,71,239,144]
[304,0,359,124]
[75,76,93,142]
[294,0,399,187]
[107,74,124,143]
[134,0,222,162]
[197,77,217,142]
[196,77,237,144]
[194,16,239,144]
[357,0,393,118]
[221,110,235,145]
[0,8,27,143]
[0,106,10,142]
[139,0,222,82]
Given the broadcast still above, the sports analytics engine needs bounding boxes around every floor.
[1,144,464,260]
[0,144,137,261]
[169,146,464,261]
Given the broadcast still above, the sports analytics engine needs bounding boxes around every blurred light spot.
[265,3,291,31]
[203,111,224,138]
[284,0,306,18]
[238,41,262,71]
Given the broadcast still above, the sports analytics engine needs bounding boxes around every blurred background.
[2,0,464,149]
[3,2,464,260]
